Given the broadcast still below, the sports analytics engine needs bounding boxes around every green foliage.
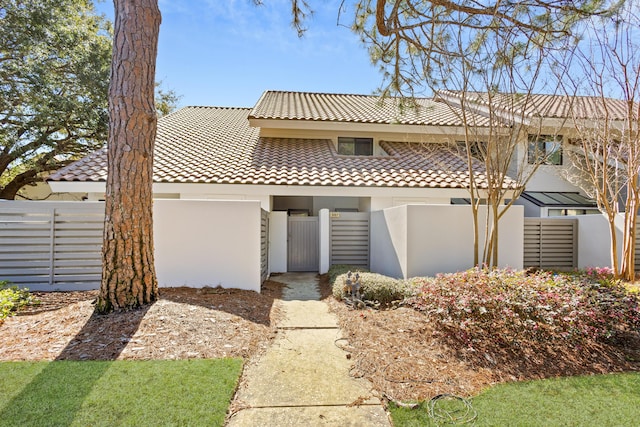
[407,268,640,348]
[329,266,411,305]
[351,0,619,95]
[0,0,111,199]
[0,281,38,321]
[389,372,640,426]
[155,81,182,117]
[0,359,243,426]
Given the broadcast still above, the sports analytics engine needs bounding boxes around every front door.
[288,216,319,271]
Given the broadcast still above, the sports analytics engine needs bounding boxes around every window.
[548,208,600,216]
[528,135,562,165]
[456,140,486,161]
[338,137,373,156]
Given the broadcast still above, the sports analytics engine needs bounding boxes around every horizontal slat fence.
[524,218,577,269]
[0,201,104,290]
[260,209,269,282]
[329,212,370,267]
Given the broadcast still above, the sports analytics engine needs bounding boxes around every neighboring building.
[16,180,86,201]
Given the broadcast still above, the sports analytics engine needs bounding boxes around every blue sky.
[95,0,383,108]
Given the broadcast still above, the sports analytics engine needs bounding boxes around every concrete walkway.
[227,272,391,427]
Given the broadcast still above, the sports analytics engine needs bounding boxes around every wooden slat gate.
[0,201,104,290]
[260,209,269,282]
[329,212,370,268]
[287,216,319,272]
[524,218,577,269]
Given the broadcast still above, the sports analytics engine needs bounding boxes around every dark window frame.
[456,140,487,161]
[528,134,563,165]
[337,137,374,156]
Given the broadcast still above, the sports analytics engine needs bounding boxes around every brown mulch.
[319,275,640,402]
[0,281,283,361]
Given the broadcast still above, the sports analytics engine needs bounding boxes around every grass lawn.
[0,359,242,427]
[390,372,640,426]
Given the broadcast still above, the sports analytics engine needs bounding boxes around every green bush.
[332,270,411,305]
[327,264,369,286]
[0,281,38,321]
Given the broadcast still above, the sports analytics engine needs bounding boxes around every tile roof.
[438,90,632,120]
[49,105,501,189]
[249,90,492,126]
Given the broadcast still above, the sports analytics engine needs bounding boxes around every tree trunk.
[620,198,638,281]
[607,214,620,278]
[96,0,160,313]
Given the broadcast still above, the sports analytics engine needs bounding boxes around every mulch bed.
[0,281,283,361]
[319,275,640,402]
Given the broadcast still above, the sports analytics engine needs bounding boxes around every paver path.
[227,272,390,427]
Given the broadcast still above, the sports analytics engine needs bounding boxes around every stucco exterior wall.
[154,199,262,292]
[371,205,524,278]
[573,213,640,270]
[370,205,408,278]
[269,211,288,273]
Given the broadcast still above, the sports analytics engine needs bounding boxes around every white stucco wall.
[371,204,524,278]
[525,165,584,193]
[574,214,616,268]
[269,211,288,273]
[370,205,408,278]
[319,209,330,274]
[154,199,262,292]
[513,197,543,217]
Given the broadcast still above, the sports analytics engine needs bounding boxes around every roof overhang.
[248,118,492,137]
[49,181,517,199]
[520,191,598,208]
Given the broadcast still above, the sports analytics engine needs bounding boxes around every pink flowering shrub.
[407,268,640,349]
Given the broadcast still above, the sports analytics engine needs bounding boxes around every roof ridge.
[262,89,386,99]
[180,106,251,110]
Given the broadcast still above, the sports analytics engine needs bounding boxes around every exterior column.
[319,209,330,274]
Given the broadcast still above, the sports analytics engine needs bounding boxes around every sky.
[94,0,384,108]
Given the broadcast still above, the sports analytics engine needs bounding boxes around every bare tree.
[424,29,567,267]
[557,3,640,280]
[351,0,588,266]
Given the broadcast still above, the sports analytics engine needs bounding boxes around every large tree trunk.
[96,0,161,313]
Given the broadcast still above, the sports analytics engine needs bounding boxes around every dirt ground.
[2,276,640,404]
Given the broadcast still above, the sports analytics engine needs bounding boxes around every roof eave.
[248,117,487,136]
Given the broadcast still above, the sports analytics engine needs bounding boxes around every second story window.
[528,134,562,165]
[338,137,373,156]
[456,140,487,161]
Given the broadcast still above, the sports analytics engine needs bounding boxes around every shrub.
[332,271,411,305]
[327,264,369,287]
[0,281,38,321]
[406,268,640,349]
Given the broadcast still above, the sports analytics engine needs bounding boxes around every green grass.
[0,359,242,427]
[390,372,640,426]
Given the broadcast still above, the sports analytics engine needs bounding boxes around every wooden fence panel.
[524,218,577,269]
[260,209,269,283]
[0,201,104,290]
[329,212,370,267]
